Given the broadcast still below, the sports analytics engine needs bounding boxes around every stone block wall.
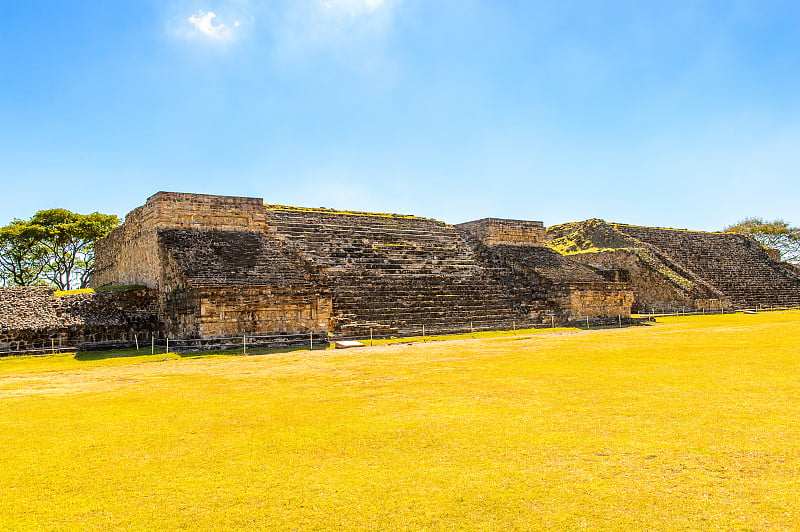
[457,218,546,246]
[0,287,161,353]
[155,227,328,338]
[161,286,330,338]
[550,282,635,320]
[194,287,330,338]
[93,204,161,289]
[93,192,269,289]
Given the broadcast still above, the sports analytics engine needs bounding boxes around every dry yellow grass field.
[1,312,799,530]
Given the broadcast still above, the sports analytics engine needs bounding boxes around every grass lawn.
[1,312,799,530]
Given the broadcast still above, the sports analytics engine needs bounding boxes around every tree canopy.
[724,218,800,264]
[0,209,119,289]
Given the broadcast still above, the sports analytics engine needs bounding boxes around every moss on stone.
[54,285,146,297]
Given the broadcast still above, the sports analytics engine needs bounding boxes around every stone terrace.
[460,229,634,320]
[263,207,545,336]
[614,224,800,308]
[156,229,328,339]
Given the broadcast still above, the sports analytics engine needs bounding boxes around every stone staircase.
[264,208,546,337]
[615,225,800,308]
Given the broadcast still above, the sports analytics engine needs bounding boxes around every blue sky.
[1,1,798,230]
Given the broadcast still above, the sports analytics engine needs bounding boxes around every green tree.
[30,209,120,290]
[0,209,119,289]
[724,218,800,264]
[0,221,48,286]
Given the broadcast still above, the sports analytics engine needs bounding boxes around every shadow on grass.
[71,322,655,362]
[73,344,327,362]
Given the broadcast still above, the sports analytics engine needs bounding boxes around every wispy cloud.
[322,0,387,16]
[273,0,402,70]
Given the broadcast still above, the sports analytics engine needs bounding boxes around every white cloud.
[187,10,237,40]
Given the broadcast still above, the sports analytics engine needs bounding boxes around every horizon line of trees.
[0,209,119,290]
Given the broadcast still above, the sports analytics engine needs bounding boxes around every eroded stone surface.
[548,220,800,311]
[0,287,160,352]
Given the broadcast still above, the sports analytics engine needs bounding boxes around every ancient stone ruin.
[2,191,798,353]
[88,192,632,342]
[548,219,800,312]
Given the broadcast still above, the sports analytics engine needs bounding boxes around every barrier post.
[151,336,154,355]
[51,338,55,355]
[370,328,373,346]
[166,338,169,354]
[618,315,622,328]
[422,324,425,342]
[243,335,247,355]
[310,331,313,351]
[135,334,139,351]
[586,317,590,330]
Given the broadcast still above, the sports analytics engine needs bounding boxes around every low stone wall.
[0,287,161,353]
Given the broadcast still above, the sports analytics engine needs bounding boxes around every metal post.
[51,338,55,355]
[370,328,373,346]
[422,324,425,342]
[166,338,169,354]
[151,336,154,355]
[310,331,313,351]
[470,321,474,336]
[552,315,555,329]
[618,315,622,328]
[243,335,247,355]
[586,316,590,330]
[135,334,139,351]
[513,320,516,334]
